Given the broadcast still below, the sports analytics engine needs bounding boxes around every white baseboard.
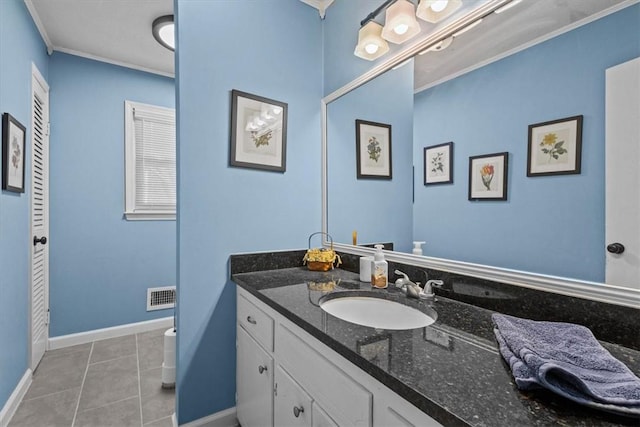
[48,316,174,350]
[178,407,238,427]
[0,369,32,427]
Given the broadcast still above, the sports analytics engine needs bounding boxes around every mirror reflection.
[326,0,639,286]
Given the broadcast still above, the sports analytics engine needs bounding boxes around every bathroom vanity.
[232,255,640,427]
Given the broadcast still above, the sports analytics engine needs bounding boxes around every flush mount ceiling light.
[152,15,175,51]
[381,0,421,44]
[354,20,390,61]
[416,0,462,23]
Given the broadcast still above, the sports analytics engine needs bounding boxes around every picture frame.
[357,333,391,371]
[424,142,453,185]
[2,113,26,193]
[355,119,392,180]
[468,152,508,201]
[527,115,583,177]
[230,89,288,172]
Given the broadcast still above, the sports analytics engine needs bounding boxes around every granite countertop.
[232,267,640,427]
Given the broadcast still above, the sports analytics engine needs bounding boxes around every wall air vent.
[147,286,176,311]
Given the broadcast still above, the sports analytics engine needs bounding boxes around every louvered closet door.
[30,66,49,370]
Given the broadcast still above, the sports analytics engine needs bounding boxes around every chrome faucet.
[394,270,427,299]
[422,279,444,299]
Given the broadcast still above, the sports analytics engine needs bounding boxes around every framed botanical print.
[230,89,288,172]
[527,115,583,176]
[468,152,508,201]
[356,119,392,179]
[424,142,453,185]
[2,113,26,193]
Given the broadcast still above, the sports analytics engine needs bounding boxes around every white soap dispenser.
[412,241,426,256]
[371,244,388,289]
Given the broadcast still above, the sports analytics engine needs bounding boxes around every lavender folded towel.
[492,313,640,417]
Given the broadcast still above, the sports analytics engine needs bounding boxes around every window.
[124,100,176,220]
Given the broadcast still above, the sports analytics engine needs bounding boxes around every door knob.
[33,236,47,246]
[607,243,625,254]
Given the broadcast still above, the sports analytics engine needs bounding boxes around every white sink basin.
[320,295,436,330]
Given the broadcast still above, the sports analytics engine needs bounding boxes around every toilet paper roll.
[162,328,176,388]
[359,256,373,282]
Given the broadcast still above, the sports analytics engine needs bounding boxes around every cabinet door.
[237,326,274,427]
[312,402,338,427]
[274,365,312,427]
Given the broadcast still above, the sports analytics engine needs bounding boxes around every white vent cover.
[147,286,176,311]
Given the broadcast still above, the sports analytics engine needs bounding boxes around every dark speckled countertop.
[233,267,640,427]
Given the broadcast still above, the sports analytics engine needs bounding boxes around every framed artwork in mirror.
[468,152,508,201]
[527,115,582,177]
[424,142,453,185]
[356,119,392,179]
[357,333,391,371]
[230,89,288,172]
[2,113,26,193]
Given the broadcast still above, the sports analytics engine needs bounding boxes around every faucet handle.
[394,270,410,288]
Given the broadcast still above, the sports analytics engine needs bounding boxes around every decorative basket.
[302,232,342,271]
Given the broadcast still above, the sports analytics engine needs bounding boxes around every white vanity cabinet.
[236,287,443,427]
[274,365,313,427]
[236,295,275,427]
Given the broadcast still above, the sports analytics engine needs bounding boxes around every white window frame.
[124,100,176,220]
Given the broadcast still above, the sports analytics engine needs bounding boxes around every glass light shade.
[381,0,421,44]
[416,0,462,23]
[152,15,175,51]
[354,21,390,61]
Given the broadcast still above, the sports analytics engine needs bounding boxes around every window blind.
[124,101,176,220]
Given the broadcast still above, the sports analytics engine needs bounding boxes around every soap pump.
[371,244,388,289]
[412,241,426,256]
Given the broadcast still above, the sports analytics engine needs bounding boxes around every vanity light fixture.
[416,0,462,23]
[381,0,422,44]
[354,20,390,61]
[152,15,175,51]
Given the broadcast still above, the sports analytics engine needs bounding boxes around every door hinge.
[46,122,50,136]
[274,382,278,397]
[46,309,50,326]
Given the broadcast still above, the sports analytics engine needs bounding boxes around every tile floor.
[9,328,175,427]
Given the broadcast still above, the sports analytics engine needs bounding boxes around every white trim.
[53,47,175,78]
[414,0,640,93]
[48,316,173,350]
[172,412,178,427]
[177,407,238,427]
[330,242,640,309]
[299,0,335,19]
[124,212,176,221]
[23,0,53,54]
[0,370,32,427]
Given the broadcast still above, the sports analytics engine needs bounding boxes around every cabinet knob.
[258,365,268,374]
[34,236,47,246]
[293,405,304,418]
[607,243,625,254]
[246,316,257,325]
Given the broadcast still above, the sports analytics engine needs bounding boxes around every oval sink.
[320,295,436,330]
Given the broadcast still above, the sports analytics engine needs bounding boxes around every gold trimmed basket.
[303,232,342,271]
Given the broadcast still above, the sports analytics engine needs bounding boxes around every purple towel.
[492,313,640,417]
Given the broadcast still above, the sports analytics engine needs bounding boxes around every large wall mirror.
[322,0,640,306]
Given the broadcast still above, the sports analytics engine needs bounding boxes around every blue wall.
[413,5,640,281]
[328,63,414,252]
[175,0,322,423]
[48,52,176,336]
[0,0,49,412]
